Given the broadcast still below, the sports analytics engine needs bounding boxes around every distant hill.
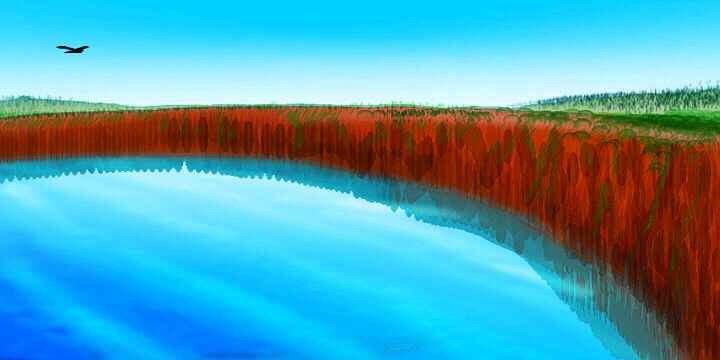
[5,86,720,122]
[523,85,720,114]
[0,96,134,118]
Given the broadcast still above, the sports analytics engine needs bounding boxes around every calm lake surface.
[0,157,653,359]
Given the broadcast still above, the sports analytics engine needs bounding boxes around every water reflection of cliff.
[0,157,678,360]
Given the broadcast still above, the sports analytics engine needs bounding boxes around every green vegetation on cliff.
[4,89,720,139]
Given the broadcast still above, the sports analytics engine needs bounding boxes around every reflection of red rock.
[0,107,717,359]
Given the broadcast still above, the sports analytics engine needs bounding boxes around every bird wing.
[57,46,75,51]
[76,46,89,50]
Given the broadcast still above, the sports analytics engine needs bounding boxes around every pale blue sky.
[1,0,719,106]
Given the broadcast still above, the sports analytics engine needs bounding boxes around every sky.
[1,0,719,106]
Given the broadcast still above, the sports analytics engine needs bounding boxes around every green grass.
[3,93,720,140]
[600,112,720,140]
[520,109,720,140]
[0,96,494,119]
[518,85,720,139]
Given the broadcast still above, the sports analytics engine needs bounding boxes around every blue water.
[0,157,646,359]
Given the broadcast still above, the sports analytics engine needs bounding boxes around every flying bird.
[57,45,89,54]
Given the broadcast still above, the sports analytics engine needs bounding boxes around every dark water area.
[0,157,675,359]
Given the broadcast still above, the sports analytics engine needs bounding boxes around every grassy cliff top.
[3,94,720,140]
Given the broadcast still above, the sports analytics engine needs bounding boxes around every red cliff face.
[0,107,717,359]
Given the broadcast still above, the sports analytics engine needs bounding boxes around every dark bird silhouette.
[57,45,89,54]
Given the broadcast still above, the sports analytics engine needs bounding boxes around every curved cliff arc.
[0,106,717,359]
[0,156,678,359]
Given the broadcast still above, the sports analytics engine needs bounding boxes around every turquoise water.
[0,157,650,359]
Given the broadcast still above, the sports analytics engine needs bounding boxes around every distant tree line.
[525,84,720,113]
[0,96,132,118]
